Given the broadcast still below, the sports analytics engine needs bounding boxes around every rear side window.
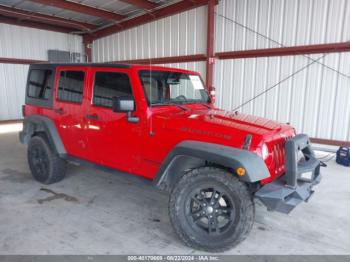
[93,72,132,108]
[58,70,85,103]
[27,69,53,100]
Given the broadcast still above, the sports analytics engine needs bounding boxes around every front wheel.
[169,167,255,252]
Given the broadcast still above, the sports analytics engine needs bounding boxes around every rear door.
[52,66,89,159]
[84,67,143,173]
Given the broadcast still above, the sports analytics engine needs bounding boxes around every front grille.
[272,136,294,175]
[272,142,286,174]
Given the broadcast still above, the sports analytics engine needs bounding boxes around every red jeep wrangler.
[20,63,321,252]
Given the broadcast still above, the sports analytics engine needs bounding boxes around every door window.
[93,72,132,108]
[57,70,85,103]
[27,69,53,100]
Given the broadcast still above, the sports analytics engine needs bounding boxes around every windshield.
[138,70,210,105]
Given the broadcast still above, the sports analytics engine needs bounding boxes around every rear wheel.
[28,135,66,184]
[169,167,254,252]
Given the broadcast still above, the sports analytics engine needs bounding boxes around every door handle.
[54,108,65,115]
[86,114,99,120]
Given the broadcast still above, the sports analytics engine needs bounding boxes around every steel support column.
[83,35,93,62]
[205,0,216,96]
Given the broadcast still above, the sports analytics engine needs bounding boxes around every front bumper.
[255,134,321,214]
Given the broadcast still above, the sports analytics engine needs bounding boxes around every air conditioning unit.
[48,50,83,63]
[48,50,70,63]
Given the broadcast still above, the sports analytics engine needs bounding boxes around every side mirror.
[112,96,139,123]
[112,96,135,113]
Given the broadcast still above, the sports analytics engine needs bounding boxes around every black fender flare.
[19,115,66,156]
[154,141,270,190]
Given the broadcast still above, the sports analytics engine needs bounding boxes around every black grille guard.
[255,134,322,214]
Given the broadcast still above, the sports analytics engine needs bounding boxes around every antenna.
[149,28,154,137]
[149,60,154,136]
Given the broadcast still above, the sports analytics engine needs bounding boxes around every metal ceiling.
[0,0,178,31]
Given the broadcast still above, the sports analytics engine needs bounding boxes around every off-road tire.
[27,135,66,184]
[169,167,255,252]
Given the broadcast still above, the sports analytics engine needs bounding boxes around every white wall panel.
[214,0,350,141]
[214,53,350,141]
[0,64,29,120]
[215,0,350,53]
[0,24,83,60]
[93,6,207,62]
[0,23,83,120]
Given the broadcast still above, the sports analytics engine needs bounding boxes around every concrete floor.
[0,131,350,255]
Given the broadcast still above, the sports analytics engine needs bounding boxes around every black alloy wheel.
[187,187,235,235]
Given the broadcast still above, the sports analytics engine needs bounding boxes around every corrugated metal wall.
[0,64,28,120]
[0,23,83,120]
[92,6,207,65]
[215,0,350,52]
[214,0,350,141]
[0,23,82,60]
[214,54,350,141]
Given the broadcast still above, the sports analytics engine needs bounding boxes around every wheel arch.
[20,115,66,156]
[154,141,270,191]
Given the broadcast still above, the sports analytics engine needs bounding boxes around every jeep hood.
[153,106,293,148]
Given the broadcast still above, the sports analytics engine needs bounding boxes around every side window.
[93,72,132,108]
[58,70,85,103]
[27,69,53,100]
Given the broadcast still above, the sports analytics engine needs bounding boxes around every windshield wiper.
[152,102,188,111]
[179,100,212,109]
[198,103,211,109]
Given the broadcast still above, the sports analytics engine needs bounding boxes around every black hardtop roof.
[29,63,130,69]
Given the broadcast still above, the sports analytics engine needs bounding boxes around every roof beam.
[215,42,350,59]
[119,0,158,10]
[0,57,47,65]
[111,54,207,64]
[0,15,76,33]
[93,0,210,39]
[0,5,97,32]
[30,0,125,21]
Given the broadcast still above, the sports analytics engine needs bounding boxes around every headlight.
[261,143,269,160]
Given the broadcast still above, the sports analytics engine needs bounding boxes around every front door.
[84,68,142,173]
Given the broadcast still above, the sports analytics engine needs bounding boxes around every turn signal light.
[236,167,246,177]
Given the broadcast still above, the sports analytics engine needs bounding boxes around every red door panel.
[52,66,90,159]
[84,68,143,174]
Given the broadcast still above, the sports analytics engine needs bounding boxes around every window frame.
[25,64,56,108]
[27,69,53,101]
[91,70,134,109]
[56,69,86,104]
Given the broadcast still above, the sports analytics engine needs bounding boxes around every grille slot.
[272,141,286,174]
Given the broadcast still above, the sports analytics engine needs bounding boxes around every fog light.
[236,167,246,177]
